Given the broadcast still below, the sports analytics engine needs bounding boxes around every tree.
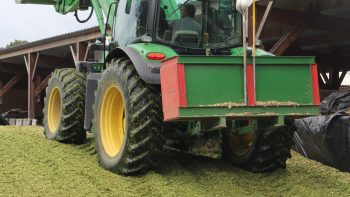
[6,40,29,48]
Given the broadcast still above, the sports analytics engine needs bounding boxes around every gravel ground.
[0,126,350,196]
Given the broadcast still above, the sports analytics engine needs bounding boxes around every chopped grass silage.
[0,126,350,196]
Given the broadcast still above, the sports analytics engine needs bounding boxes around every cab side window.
[136,0,149,36]
[114,0,149,46]
[125,0,132,14]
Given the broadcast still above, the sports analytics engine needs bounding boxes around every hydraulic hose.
[74,8,94,23]
[103,1,118,68]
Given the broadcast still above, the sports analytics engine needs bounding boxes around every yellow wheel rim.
[48,87,61,133]
[100,84,126,158]
[229,132,256,156]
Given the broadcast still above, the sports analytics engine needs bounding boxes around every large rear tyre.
[223,123,294,172]
[43,68,86,144]
[94,58,164,175]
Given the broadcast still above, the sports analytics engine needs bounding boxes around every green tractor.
[16,0,320,174]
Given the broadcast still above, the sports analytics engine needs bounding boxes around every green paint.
[237,123,255,135]
[84,0,116,37]
[178,55,315,107]
[53,0,79,14]
[254,56,315,65]
[128,43,178,61]
[255,64,313,104]
[92,63,103,73]
[231,47,274,57]
[184,64,244,106]
[277,116,285,125]
[177,56,315,65]
[125,0,132,14]
[178,56,244,64]
[161,0,180,20]
[178,105,319,119]
[90,0,110,35]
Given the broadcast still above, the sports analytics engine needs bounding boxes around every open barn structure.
[0,27,101,119]
[0,0,349,121]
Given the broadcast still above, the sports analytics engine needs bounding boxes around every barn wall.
[0,89,27,114]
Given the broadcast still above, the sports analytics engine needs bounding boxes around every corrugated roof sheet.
[0,26,100,55]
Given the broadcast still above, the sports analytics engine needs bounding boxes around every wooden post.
[248,7,253,46]
[78,42,88,61]
[34,75,42,103]
[70,42,89,69]
[24,52,39,119]
[256,0,274,39]
[70,43,78,68]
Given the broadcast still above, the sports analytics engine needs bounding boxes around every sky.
[0,0,98,48]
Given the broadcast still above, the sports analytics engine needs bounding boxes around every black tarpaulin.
[320,91,350,115]
[294,112,350,172]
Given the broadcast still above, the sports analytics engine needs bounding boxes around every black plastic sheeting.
[294,90,350,172]
[294,112,350,172]
[320,91,350,115]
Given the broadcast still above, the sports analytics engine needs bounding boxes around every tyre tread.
[95,58,164,175]
[43,68,86,144]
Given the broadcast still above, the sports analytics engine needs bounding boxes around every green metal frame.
[177,56,315,65]
[160,55,319,123]
[178,105,319,118]
[180,56,316,106]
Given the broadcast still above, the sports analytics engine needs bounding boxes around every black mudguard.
[106,47,161,84]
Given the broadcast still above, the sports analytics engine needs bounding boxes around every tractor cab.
[112,0,242,54]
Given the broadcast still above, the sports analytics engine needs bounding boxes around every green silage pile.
[0,126,349,196]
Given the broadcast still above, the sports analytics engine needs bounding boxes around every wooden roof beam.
[0,71,26,97]
[0,30,100,60]
[269,22,306,55]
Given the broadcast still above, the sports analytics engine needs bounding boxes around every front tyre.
[43,68,86,144]
[94,58,164,175]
